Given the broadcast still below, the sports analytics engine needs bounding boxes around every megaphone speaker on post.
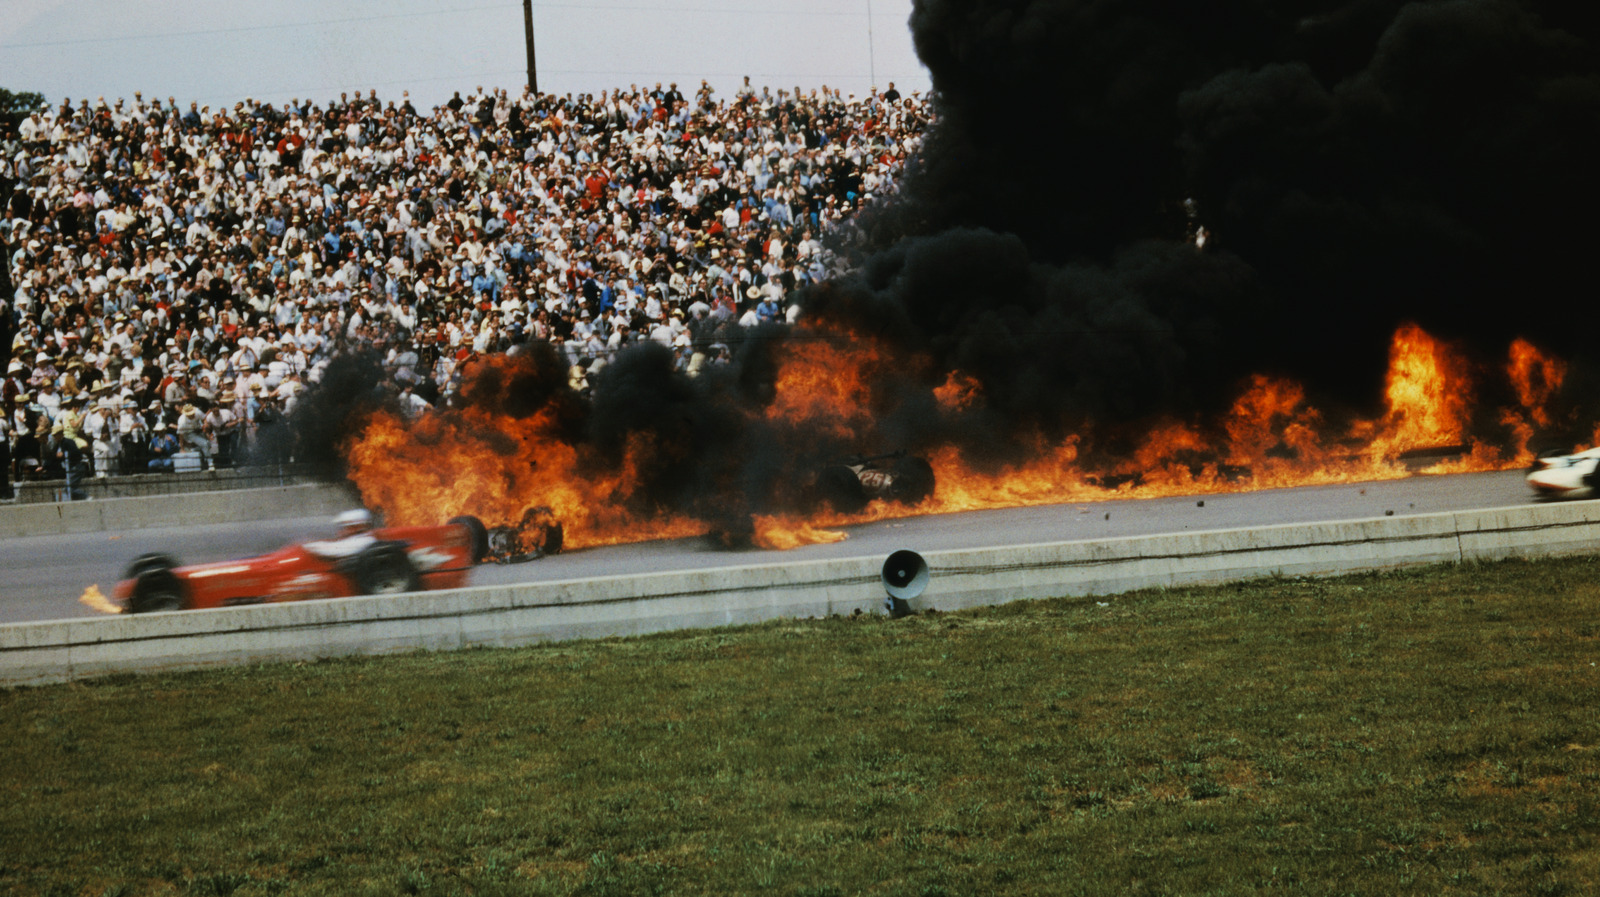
[881,549,929,618]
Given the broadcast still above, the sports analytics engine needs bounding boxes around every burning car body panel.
[110,518,487,613]
[1526,447,1600,500]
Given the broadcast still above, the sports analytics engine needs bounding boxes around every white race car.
[1526,447,1600,499]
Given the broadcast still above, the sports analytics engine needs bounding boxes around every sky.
[0,0,931,111]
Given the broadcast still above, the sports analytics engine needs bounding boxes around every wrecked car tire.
[887,455,936,505]
[819,464,870,513]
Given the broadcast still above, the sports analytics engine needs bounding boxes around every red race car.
[112,512,493,613]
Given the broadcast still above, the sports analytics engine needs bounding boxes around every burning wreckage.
[481,507,565,563]
[379,447,933,562]
[814,451,937,514]
[381,448,934,562]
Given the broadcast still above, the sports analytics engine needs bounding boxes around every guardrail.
[2,499,1595,686]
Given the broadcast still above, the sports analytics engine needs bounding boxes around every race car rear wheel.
[449,515,490,564]
[129,560,186,613]
[354,544,421,595]
[124,552,180,580]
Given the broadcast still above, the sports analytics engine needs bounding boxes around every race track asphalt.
[0,469,1550,625]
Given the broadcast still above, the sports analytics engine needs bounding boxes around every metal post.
[866,0,876,87]
[523,0,539,95]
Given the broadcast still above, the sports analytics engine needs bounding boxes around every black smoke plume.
[262,352,398,476]
[836,0,1600,429]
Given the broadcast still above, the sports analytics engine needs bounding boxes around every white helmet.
[335,508,373,532]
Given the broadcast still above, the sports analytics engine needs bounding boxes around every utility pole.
[523,0,539,95]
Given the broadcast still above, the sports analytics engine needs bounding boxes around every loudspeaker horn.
[881,549,929,617]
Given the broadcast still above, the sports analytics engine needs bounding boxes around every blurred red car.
[112,515,491,613]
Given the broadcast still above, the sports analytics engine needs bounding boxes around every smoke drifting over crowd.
[332,0,1600,543]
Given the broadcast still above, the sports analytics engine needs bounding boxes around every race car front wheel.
[354,545,421,595]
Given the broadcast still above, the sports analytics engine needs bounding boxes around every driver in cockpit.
[305,508,379,558]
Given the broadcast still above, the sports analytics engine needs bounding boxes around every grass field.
[2,556,1598,896]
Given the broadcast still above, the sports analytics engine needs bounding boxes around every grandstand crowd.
[0,78,929,498]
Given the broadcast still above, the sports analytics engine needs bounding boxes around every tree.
[0,87,46,128]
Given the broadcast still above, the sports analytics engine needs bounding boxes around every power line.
[533,2,885,15]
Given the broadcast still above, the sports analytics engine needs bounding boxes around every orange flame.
[79,585,119,615]
[763,336,886,438]
[346,366,706,549]
[1488,337,1568,466]
[934,371,983,412]
[1364,323,1470,459]
[753,516,849,550]
[344,325,1572,552]
[1507,338,1565,428]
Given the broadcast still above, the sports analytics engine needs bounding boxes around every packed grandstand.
[0,80,929,495]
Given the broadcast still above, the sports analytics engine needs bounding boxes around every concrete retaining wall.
[0,483,360,538]
[3,499,1597,686]
[9,466,322,505]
